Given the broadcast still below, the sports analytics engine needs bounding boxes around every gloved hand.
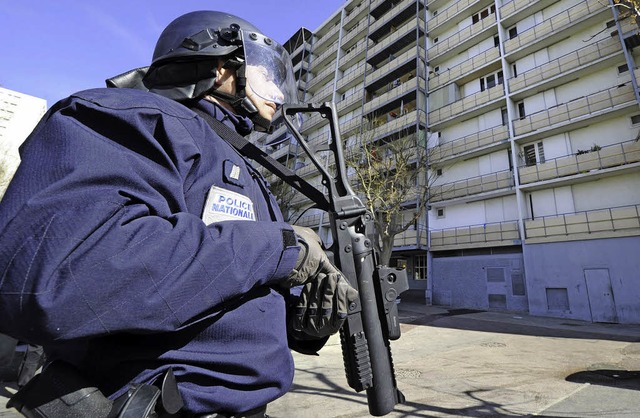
[290,271,359,338]
[284,226,340,288]
[284,226,358,337]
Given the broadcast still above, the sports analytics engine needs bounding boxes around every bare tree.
[345,124,440,265]
[613,0,640,26]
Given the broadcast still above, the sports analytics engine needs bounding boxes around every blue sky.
[0,1,345,106]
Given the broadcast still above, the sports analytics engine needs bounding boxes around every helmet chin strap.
[209,58,274,133]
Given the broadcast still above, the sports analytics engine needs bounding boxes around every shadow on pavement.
[566,369,640,391]
[398,306,640,343]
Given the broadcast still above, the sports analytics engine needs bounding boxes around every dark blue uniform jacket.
[0,88,300,414]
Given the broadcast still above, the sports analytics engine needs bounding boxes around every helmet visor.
[242,31,300,106]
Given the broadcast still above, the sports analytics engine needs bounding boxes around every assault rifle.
[280,103,408,416]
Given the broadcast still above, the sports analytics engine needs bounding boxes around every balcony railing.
[518,139,640,184]
[341,18,369,49]
[369,0,415,35]
[337,89,365,113]
[313,43,339,70]
[363,77,424,115]
[393,226,428,247]
[306,64,337,92]
[509,37,621,93]
[368,18,425,62]
[430,220,520,249]
[431,125,509,162]
[339,39,373,70]
[430,169,514,203]
[504,0,607,55]
[370,109,425,139]
[428,14,496,62]
[429,47,500,90]
[429,0,477,33]
[512,83,636,137]
[525,204,640,242]
[336,62,371,92]
[429,84,505,126]
[367,48,426,88]
[313,23,341,54]
[500,0,548,20]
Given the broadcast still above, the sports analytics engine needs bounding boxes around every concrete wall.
[431,253,528,312]
[524,236,640,324]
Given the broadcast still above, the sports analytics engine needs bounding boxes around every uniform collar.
[193,99,254,136]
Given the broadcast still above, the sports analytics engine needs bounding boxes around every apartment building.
[0,87,47,198]
[255,0,640,324]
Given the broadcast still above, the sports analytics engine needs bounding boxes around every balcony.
[341,18,369,51]
[430,168,514,203]
[313,22,341,55]
[367,48,426,92]
[430,220,520,250]
[369,0,421,42]
[367,18,425,67]
[312,43,339,72]
[430,124,509,164]
[509,37,623,99]
[393,226,428,248]
[503,0,609,60]
[429,46,500,91]
[337,89,365,114]
[512,83,637,138]
[518,139,640,186]
[267,142,296,162]
[429,0,486,37]
[336,62,371,93]
[306,64,337,93]
[311,84,334,104]
[500,0,556,27]
[428,14,496,65]
[339,39,373,71]
[364,77,425,116]
[429,84,505,128]
[524,204,640,243]
[301,111,329,134]
[344,0,369,28]
[370,109,426,142]
[341,115,365,136]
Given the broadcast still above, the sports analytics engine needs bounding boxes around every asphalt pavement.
[2,299,640,417]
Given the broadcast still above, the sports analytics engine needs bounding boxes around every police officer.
[0,10,357,418]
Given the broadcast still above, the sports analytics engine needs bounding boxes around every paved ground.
[2,301,640,417]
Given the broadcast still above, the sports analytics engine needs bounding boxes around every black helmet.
[140,10,299,131]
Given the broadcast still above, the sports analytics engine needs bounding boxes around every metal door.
[584,268,617,323]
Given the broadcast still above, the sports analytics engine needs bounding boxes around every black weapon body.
[282,103,408,416]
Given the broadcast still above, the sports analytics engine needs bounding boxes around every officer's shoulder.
[67,88,194,120]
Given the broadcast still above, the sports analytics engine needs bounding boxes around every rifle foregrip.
[339,326,373,392]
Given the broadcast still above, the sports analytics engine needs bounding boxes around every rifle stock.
[282,103,408,416]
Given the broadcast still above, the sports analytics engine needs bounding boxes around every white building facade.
[0,87,47,197]
[258,0,640,323]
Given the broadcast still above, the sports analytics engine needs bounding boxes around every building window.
[472,5,495,25]
[494,35,500,48]
[501,108,508,126]
[618,64,629,74]
[508,26,518,39]
[630,114,640,125]
[606,20,616,28]
[414,254,427,280]
[512,64,518,77]
[436,208,445,218]
[480,70,503,91]
[523,142,545,166]
[517,102,526,119]
[436,168,443,176]
[433,37,439,44]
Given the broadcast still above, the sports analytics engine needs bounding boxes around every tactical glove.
[284,226,358,337]
[290,271,359,338]
[284,226,340,287]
